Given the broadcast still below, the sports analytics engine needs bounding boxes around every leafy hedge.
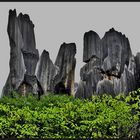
[0,89,140,138]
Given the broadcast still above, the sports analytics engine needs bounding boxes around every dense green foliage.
[0,89,140,138]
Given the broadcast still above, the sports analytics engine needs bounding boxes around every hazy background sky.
[0,2,140,94]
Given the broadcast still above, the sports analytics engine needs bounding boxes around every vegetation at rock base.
[0,89,140,138]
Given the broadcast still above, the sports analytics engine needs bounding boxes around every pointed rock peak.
[18,12,23,18]
[60,42,66,49]
[106,27,117,33]
[17,11,34,27]
[42,49,49,56]
[109,27,115,32]
[107,27,124,36]
[18,12,30,21]
[104,27,118,35]
[9,9,17,17]
[23,14,30,21]
[103,28,128,40]
[40,50,52,62]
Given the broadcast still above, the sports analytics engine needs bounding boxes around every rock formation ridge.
[75,28,140,99]
[2,9,76,97]
[2,9,140,99]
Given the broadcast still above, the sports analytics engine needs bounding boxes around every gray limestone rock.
[54,42,76,95]
[113,77,121,95]
[102,28,132,76]
[86,68,103,95]
[18,12,39,76]
[83,30,101,62]
[80,57,101,81]
[18,74,42,96]
[2,9,139,99]
[96,79,115,97]
[37,50,58,94]
[2,9,25,96]
[135,52,140,88]
[75,80,86,99]
[79,60,102,98]
[2,9,40,97]
[76,28,137,99]
[120,65,136,96]
[74,82,79,94]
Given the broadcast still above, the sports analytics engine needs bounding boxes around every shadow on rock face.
[54,82,70,95]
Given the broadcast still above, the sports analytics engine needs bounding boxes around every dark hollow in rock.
[54,82,67,94]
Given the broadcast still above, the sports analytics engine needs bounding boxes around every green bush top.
[0,89,140,138]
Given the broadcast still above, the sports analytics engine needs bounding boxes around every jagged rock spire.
[2,10,140,99]
[76,28,139,99]
[2,9,41,96]
[53,42,76,95]
[36,50,59,94]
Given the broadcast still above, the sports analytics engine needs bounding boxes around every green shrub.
[0,89,139,138]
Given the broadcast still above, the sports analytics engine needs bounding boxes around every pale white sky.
[0,2,140,94]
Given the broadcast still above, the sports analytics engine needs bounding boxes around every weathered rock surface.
[102,28,132,76]
[74,82,79,93]
[2,9,41,96]
[54,42,76,95]
[2,9,26,96]
[76,57,102,98]
[76,28,139,99]
[18,74,43,96]
[135,53,140,88]
[120,65,136,95]
[96,79,115,97]
[75,80,86,99]
[83,31,101,62]
[2,9,77,97]
[37,50,58,94]
[18,12,39,76]
[2,9,139,98]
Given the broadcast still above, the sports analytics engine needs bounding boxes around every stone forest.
[2,9,140,99]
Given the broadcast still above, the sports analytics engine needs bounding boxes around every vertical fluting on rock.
[101,28,132,76]
[16,11,40,96]
[2,9,26,96]
[36,50,59,94]
[76,56,102,99]
[18,12,39,76]
[2,9,41,97]
[76,28,138,99]
[2,9,77,97]
[2,9,139,98]
[98,28,134,96]
[83,30,101,62]
[54,42,76,96]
